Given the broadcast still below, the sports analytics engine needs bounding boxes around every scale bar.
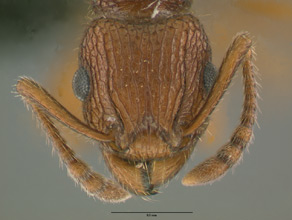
[111,212,193,214]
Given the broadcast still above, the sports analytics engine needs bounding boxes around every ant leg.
[16,79,130,202]
[16,78,114,142]
[182,33,257,186]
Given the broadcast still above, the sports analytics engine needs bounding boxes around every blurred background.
[1,0,291,219]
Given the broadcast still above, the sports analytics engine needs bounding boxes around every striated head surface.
[78,1,212,196]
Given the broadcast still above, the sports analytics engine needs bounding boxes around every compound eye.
[72,66,90,101]
[203,61,217,94]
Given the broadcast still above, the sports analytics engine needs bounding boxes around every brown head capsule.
[16,0,257,201]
